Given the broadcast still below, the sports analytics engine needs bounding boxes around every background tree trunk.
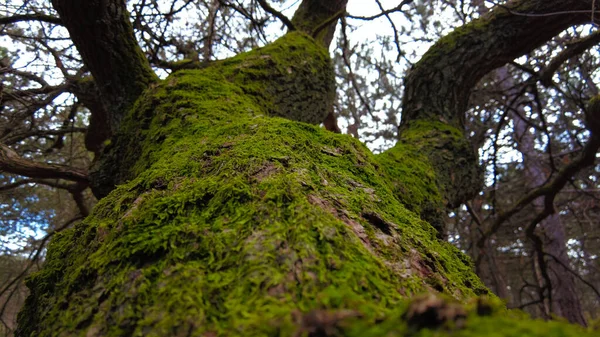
[509,80,586,325]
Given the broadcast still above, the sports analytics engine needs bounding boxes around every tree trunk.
[15,30,489,336]
[51,0,157,148]
[509,79,586,325]
[15,0,599,335]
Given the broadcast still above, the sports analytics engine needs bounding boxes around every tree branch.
[0,143,88,183]
[291,0,348,47]
[2,127,87,145]
[401,0,600,127]
[383,0,600,220]
[539,30,600,86]
[346,0,413,20]
[0,14,62,25]
[256,0,295,31]
[51,0,158,133]
[477,97,600,252]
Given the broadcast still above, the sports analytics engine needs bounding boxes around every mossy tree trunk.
[16,0,599,335]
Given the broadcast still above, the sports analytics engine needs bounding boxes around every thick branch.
[0,144,88,183]
[291,0,348,47]
[401,0,598,128]
[68,78,111,153]
[50,0,157,133]
[388,0,600,216]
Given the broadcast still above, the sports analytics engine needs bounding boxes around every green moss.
[19,67,490,336]
[376,120,481,235]
[341,295,597,337]
[90,32,335,198]
[376,141,444,233]
[17,32,591,337]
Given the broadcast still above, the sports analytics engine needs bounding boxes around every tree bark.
[51,0,157,135]
[291,0,348,47]
[15,0,599,335]
[381,0,600,233]
[16,31,493,336]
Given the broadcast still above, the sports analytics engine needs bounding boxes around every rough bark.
[14,0,600,335]
[382,0,600,233]
[401,0,597,127]
[291,0,348,47]
[16,32,494,336]
[51,0,157,136]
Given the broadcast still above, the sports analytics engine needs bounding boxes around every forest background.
[0,0,599,335]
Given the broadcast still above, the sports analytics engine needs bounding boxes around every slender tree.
[7,0,600,335]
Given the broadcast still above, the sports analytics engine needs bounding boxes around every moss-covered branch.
[89,33,335,198]
[17,33,490,336]
[402,0,597,126]
[381,0,599,230]
[16,30,597,337]
[15,1,600,336]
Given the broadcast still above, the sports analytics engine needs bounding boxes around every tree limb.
[384,0,600,217]
[347,0,413,20]
[51,0,158,133]
[477,98,600,252]
[539,30,600,86]
[291,0,348,47]
[0,143,88,183]
[256,0,295,31]
[0,14,62,25]
[401,0,600,127]
[2,127,87,145]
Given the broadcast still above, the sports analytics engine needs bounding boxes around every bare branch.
[2,127,87,145]
[0,143,88,183]
[0,14,62,25]
[340,17,373,117]
[477,105,600,252]
[539,31,600,86]
[256,0,295,31]
[347,0,413,20]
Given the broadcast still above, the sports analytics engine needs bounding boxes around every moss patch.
[17,32,591,337]
[90,32,335,199]
[380,120,482,236]
[18,55,490,336]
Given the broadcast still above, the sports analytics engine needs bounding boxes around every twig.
[340,17,373,117]
[347,0,413,20]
